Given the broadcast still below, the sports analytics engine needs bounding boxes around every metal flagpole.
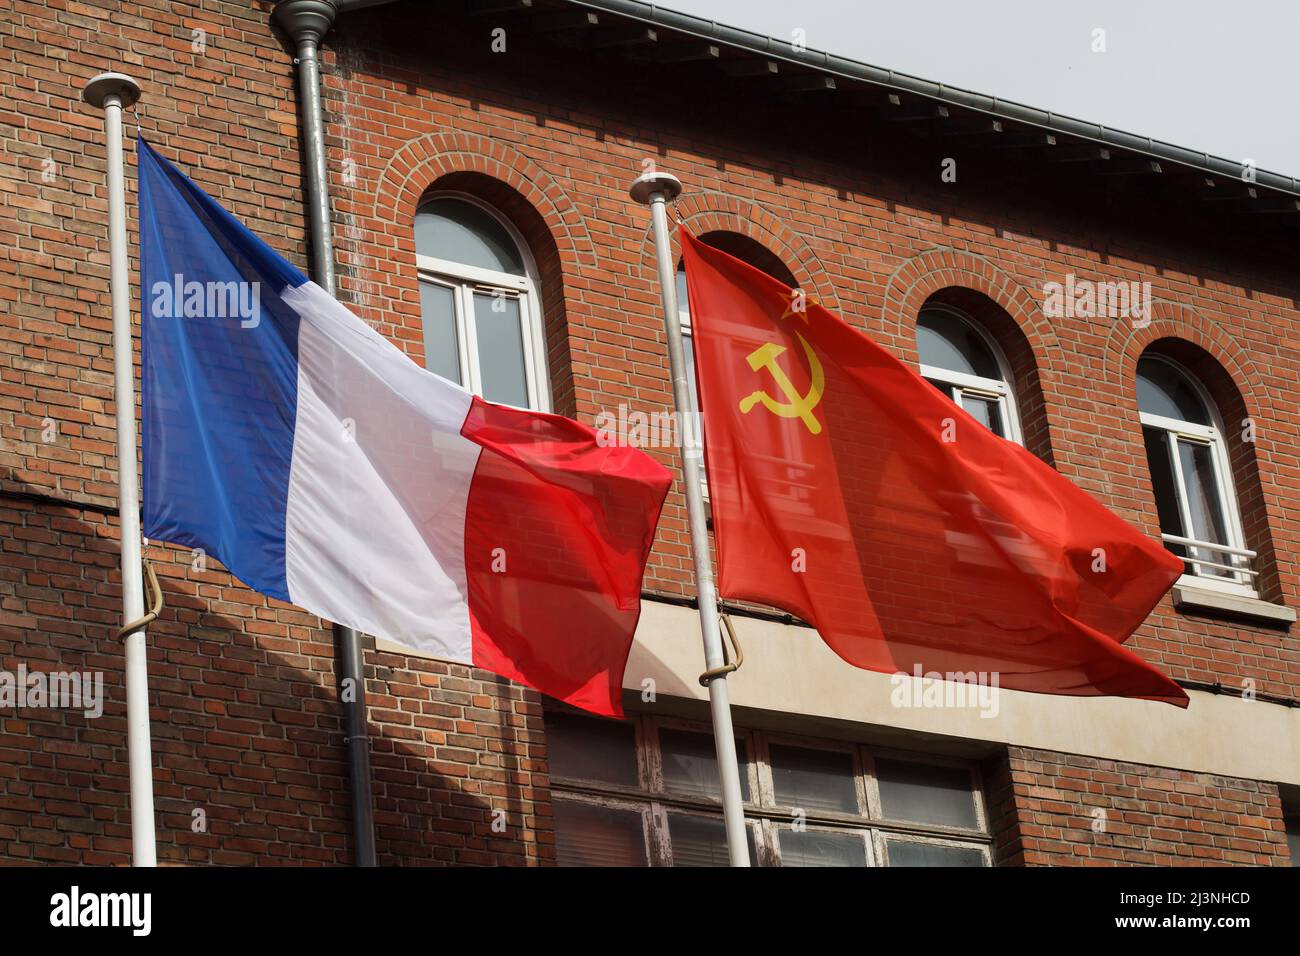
[630,172,751,866]
[83,71,158,867]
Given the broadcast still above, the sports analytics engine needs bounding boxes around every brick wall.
[0,495,553,865]
[0,0,552,866]
[998,747,1292,866]
[0,0,1296,865]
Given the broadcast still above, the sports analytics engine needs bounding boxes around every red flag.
[681,230,1187,706]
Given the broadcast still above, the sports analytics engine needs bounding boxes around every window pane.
[916,309,1001,380]
[415,198,525,276]
[659,729,749,801]
[473,291,530,408]
[924,377,957,400]
[418,281,461,385]
[681,333,708,486]
[676,265,690,320]
[553,799,647,866]
[960,393,1004,438]
[1286,817,1300,866]
[682,332,700,412]
[1136,357,1211,425]
[695,232,797,287]
[886,839,985,867]
[1143,427,1186,543]
[544,713,639,787]
[769,745,858,814]
[666,814,756,867]
[778,828,868,867]
[875,759,978,829]
[1177,439,1232,576]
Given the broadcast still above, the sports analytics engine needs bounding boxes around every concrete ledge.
[1172,584,1296,626]
[626,600,1300,785]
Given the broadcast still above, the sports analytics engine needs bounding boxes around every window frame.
[547,712,992,867]
[414,191,551,412]
[675,265,712,500]
[1284,808,1300,867]
[917,303,1024,446]
[1137,354,1255,597]
[877,831,994,867]
[549,791,657,867]
[773,821,879,868]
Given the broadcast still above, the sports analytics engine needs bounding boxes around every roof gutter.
[566,0,1300,198]
[292,0,1300,199]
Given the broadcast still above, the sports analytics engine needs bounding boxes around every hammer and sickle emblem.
[738,332,825,435]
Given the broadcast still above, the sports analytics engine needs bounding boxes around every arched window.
[916,305,1023,444]
[414,194,548,410]
[1137,354,1255,595]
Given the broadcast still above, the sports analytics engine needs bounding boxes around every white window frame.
[1138,354,1255,597]
[675,267,712,500]
[917,304,1024,446]
[414,191,550,412]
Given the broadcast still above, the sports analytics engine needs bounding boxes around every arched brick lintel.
[646,190,843,313]
[1102,299,1266,419]
[373,132,598,276]
[881,247,1063,377]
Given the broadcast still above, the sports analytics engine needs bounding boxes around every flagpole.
[83,72,157,867]
[631,172,751,866]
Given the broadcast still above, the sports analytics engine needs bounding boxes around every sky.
[663,0,1300,178]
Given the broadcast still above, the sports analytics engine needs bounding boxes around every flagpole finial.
[82,72,141,110]
[629,171,682,205]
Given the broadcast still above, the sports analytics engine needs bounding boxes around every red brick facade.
[0,0,1295,865]
[1001,749,1290,866]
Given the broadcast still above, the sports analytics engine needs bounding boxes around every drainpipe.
[272,0,377,868]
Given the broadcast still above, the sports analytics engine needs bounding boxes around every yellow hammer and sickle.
[738,332,825,435]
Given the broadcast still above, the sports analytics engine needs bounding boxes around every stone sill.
[1171,583,1296,627]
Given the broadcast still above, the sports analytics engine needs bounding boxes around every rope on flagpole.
[699,612,743,686]
[115,557,163,642]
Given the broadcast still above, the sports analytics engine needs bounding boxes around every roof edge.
[566,0,1300,197]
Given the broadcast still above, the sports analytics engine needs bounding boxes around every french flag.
[137,139,671,716]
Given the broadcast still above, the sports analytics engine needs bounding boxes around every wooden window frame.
[548,713,992,867]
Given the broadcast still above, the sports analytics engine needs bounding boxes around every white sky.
[663,0,1300,178]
